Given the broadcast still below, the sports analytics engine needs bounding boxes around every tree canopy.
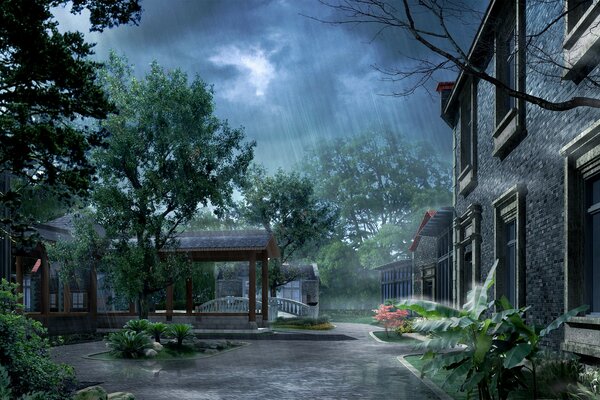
[93,54,255,318]
[305,132,451,253]
[238,166,339,294]
[0,0,141,241]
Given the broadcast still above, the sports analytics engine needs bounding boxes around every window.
[493,184,526,308]
[23,276,32,312]
[458,81,478,196]
[563,0,600,83]
[456,204,482,306]
[71,292,87,311]
[504,219,518,306]
[492,1,526,158]
[381,262,412,303]
[435,229,453,303]
[585,175,600,313]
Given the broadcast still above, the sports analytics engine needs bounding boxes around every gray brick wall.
[412,236,437,298]
[452,2,600,349]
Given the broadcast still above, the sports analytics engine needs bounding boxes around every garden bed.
[87,339,248,361]
[403,355,470,400]
[370,331,421,344]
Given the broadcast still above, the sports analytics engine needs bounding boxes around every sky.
[53,0,481,172]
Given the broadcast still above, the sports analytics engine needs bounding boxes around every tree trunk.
[270,285,277,297]
[138,292,150,320]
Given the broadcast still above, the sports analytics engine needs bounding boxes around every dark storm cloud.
[54,0,482,170]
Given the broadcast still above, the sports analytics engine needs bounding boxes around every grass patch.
[372,331,421,344]
[404,355,472,400]
[321,310,378,325]
[271,317,334,330]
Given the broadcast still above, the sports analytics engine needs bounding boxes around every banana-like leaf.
[464,260,498,319]
[443,358,471,387]
[395,298,461,318]
[473,319,493,364]
[413,316,474,333]
[503,342,532,369]
[539,304,589,337]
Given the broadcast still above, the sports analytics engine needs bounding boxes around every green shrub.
[167,324,194,347]
[396,260,588,400]
[146,322,168,343]
[106,330,153,358]
[394,318,414,335]
[0,280,75,399]
[123,319,151,333]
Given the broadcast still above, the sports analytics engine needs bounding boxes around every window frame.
[562,120,600,315]
[455,204,482,307]
[492,0,526,159]
[493,184,527,308]
[458,80,478,196]
[563,0,600,83]
[435,228,453,304]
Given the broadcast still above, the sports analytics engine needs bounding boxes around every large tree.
[319,0,600,111]
[238,166,339,295]
[93,54,255,318]
[0,0,141,241]
[304,132,451,261]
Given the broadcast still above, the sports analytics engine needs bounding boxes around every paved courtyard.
[52,323,439,400]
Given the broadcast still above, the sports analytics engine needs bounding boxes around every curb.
[397,354,454,400]
[368,331,426,344]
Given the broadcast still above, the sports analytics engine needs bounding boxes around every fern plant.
[397,260,588,400]
[146,322,168,343]
[167,323,194,347]
[107,330,153,358]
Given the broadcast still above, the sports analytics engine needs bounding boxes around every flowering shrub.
[373,304,409,336]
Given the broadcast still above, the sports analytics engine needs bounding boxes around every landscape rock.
[74,386,108,400]
[151,342,163,352]
[204,349,218,355]
[107,393,136,400]
[144,348,158,358]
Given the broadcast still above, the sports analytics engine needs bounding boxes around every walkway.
[51,323,439,400]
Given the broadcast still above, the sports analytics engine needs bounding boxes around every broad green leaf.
[443,358,470,387]
[503,343,532,369]
[395,299,461,318]
[473,324,493,364]
[540,304,589,337]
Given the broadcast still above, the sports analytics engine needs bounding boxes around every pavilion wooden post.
[89,266,97,318]
[186,278,193,314]
[41,256,50,317]
[166,284,174,321]
[63,283,71,313]
[248,253,256,323]
[261,253,269,323]
[129,302,136,315]
[15,256,22,294]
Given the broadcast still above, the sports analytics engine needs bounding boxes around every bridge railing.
[196,296,318,321]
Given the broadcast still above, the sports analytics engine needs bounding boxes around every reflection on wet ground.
[52,323,439,400]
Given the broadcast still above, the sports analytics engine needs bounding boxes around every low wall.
[97,313,264,330]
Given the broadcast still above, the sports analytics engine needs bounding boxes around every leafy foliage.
[0,0,140,242]
[167,323,194,347]
[123,318,151,333]
[93,53,254,318]
[0,281,75,399]
[305,133,451,251]
[106,330,153,359]
[238,166,338,294]
[396,260,588,400]
[146,322,168,343]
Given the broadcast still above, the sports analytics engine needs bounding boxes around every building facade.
[442,0,600,356]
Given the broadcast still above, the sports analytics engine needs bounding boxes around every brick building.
[441,0,600,356]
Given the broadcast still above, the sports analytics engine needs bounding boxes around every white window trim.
[563,1,600,83]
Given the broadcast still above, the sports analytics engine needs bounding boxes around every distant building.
[374,259,412,304]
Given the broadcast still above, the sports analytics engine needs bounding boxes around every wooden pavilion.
[12,216,279,334]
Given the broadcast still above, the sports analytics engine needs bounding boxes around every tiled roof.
[174,230,274,250]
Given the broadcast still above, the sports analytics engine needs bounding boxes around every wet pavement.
[51,323,439,400]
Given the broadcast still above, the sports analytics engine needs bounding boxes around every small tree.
[93,54,254,319]
[373,304,409,337]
